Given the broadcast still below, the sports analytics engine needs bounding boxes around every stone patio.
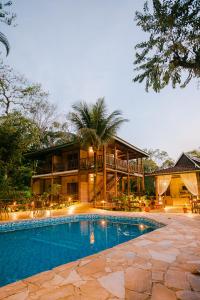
[0,211,200,300]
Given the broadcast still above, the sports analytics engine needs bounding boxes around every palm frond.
[0,32,9,55]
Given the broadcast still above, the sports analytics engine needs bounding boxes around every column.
[103,145,107,201]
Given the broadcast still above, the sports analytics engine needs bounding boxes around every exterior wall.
[79,174,88,202]
[32,179,41,194]
[61,175,78,194]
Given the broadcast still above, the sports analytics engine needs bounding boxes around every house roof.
[25,136,148,159]
[146,153,200,176]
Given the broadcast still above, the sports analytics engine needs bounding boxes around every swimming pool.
[0,214,163,287]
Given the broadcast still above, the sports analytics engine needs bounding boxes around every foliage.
[143,148,174,172]
[133,0,200,92]
[187,149,200,158]
[69,98,128,150]
[27,97,72,149]
[0,1,15,55]
[0,64,48,115]
[0,112,40,193]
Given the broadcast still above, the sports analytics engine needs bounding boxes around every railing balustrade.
[106,154,143,174]
[35,155,143,175]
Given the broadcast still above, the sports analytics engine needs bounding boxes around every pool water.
[0,215,163,286]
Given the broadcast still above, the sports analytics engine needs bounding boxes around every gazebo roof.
[146,153,200,176]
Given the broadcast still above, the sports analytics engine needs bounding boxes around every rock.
[125,267,151,293]
[98,271,125,298]
[165,270,190,290]
[188,274,200,292]
[176,290,200,300]
[151,283,176,300]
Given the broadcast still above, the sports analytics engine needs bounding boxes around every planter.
[144,207,150,212]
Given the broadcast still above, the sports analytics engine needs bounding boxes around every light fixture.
[90,232,95,244]
[101,220,106,226]
[88,146,94,154]
[139,224,145,230]
[89,174,94,182]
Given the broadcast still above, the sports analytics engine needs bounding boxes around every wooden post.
[103,145,107,201]
[141,158,145,193]
[114,143,118,197]
[127,151,130,196]
[155,176,159,201]
[51,155,54,201]
[137,177,141,197]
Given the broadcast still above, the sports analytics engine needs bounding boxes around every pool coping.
[0,211,200,299]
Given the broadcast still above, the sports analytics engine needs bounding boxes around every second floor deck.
[35,154,143,175]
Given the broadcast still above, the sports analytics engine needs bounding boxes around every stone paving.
[0,211,200,300]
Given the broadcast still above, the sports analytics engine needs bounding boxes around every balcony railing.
[79,156,103,170]
[35,155,143,175]
[106,154,143,174]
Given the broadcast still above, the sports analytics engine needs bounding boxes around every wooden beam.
[155,176,159,201]
[127,151,130,196]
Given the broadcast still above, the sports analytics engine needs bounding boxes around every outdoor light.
[139,224,145,230]
[101,220,106,226]
[31,201,34,206]
[13,201,16,206]
[89,174,94,182]
[68,197,71,201]
[90,232,95,244]
[88,146,94,154]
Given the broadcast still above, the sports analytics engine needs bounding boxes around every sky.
[2,0,200,159]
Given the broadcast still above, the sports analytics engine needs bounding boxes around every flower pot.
[144,207,150,212]
[183,207,187,213]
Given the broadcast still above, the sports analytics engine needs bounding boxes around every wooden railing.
[35,155,143,175]
[106,154,143,174]
[79,156,103,170]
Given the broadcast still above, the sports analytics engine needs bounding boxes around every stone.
[125,267,151,293]
[77,257,106,277]
[5,290,28,300]
[176,290,200,300]
[125,290,149,300]
[35,284,74,300]
[152,271,164,282]
[98,271,125,298]
[80,280,110,300]
[61,270,82,285]
[134,239,153,247]
[188,274,200,292]
[165,270,190,290]
[151,283,176,300]
[24,270,55,285]
[149,250,177,263]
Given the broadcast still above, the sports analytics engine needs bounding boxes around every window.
[67,182,78,195]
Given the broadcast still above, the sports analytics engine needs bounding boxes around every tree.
[0,1,16,55]
[69,98,127,202]
[133,0,200,92]
[143,148,174,170]
[187,149,200,158]
[27,98,72,148]
[0,64,48,115]
[0,112,40,193]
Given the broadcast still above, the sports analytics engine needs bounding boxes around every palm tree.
[0,32,9,55]
[69,98,128,203]
[0,1,16,56]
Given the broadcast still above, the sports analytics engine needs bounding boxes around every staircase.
[90,174,117,203]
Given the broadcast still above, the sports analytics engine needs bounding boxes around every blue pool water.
[0,215,163,287]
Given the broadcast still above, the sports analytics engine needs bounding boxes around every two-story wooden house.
[27,136,148,204]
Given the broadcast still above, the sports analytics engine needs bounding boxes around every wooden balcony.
[35,155,143,175]
[106,154,143,174]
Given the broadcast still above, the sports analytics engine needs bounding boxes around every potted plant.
[183,205,188,213]
[144,199,150,212]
